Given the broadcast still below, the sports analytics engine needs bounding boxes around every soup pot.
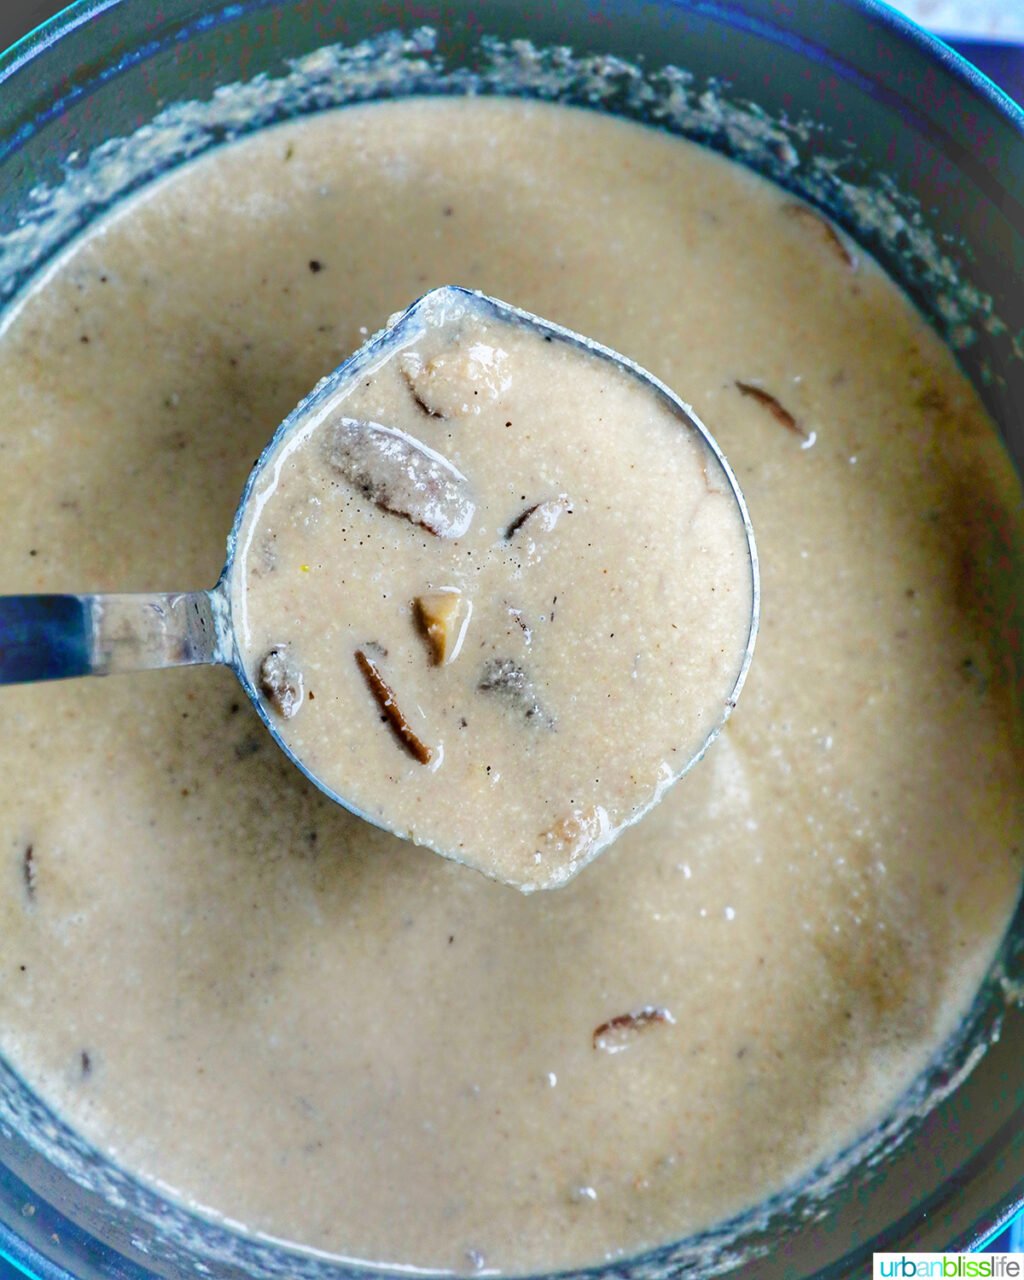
[0,2,1022,1277]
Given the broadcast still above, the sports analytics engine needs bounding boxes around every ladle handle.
[0,590,229,685]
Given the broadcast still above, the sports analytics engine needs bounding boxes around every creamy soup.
[232,288,754,889]
[0,97,1021,1275]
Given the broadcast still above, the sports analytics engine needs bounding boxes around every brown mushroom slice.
[734,382,807,439]
[593,1007,676,1055]
[415,590,471,666]
[22,844,36,902]
[505,494,572,540]
[326,417,475,538]
[782,201,857,270]
[478,658,554,727]
[400,338,512,420]
[259,646,304,719]
[355,647,434,765]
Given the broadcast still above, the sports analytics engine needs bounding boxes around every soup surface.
[232,287,754,890]
[0,98,1021,1274]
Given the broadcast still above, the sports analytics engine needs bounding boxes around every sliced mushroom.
[783,201,857,270]
[593,1007,675,1054]
[478,658,553,727]
[505,494,572,540]
[415,590,471,666]
[355,647,434,765]
[734,382,807,439]
[400,338,511,419]
[326,417,474,538]
[259,647,304,719]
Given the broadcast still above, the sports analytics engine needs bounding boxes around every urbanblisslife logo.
[874,1255,1024,1278]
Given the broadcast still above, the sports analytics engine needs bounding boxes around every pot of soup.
[0,3,1022,1278]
